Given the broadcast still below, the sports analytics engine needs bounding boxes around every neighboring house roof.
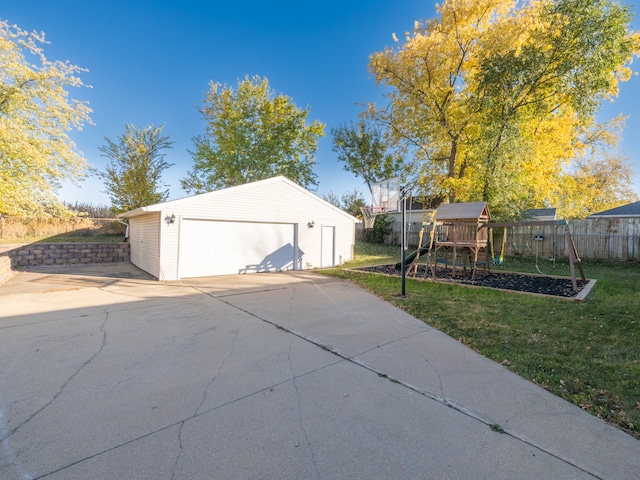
[434,202,490,222]
[522,208,557,221]
[118,176,360,222]
[588,201,640,218]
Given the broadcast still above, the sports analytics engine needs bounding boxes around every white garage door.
[178,219,296,278]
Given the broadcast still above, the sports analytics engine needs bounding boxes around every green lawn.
[321,241,640,439]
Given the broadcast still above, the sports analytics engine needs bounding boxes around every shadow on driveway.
[0,262,156,295]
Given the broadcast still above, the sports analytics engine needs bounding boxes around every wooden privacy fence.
[383,217,640,262]
[562,218,640,261]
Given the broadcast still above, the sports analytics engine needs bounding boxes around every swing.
[490,227,506,265]
[534,233,557,275]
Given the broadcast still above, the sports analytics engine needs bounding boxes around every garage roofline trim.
[117,176,362,223]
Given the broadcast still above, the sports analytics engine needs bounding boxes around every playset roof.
[434,202,490,222]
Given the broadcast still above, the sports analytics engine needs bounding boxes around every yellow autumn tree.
[369,0,639,219]
[550,116,638,218]
[369,0,515,203]
[0,20,92,217]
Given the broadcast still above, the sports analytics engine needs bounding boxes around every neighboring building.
[522,208,557,221]
[588,201,640,218]
[386,208,435,225]
[385,199,442,225]
[119,176,359,280]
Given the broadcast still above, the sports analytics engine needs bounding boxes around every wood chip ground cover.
[355,264,586,298]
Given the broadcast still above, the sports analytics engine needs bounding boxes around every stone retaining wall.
[2,242,130,268]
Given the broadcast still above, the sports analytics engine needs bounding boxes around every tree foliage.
[331,120,405,195]
[551,117,638,218]
[368,0,639,219]
[98,124,173,214]
[0,20,92,217]
[182,75,324,193]
[323,188,366,218]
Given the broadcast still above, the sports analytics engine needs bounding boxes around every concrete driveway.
[1,263,638,480]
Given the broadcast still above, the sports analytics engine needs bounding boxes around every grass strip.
[321,241,640,439]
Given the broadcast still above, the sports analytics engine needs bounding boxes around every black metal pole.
[401,186,406,297]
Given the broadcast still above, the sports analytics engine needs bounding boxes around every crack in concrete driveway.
[1,266,638,480]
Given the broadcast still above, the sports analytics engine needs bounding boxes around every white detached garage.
[118,176,359,280]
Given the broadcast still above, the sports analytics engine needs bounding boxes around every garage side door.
[321,226,335,267]
[129,213,160,278]
[178,220,295,278]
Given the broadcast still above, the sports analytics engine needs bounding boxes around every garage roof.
[118,176,360,222]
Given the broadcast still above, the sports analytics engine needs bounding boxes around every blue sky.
[4,0,640,207]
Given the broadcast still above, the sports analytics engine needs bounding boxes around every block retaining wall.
[2,242,130,268]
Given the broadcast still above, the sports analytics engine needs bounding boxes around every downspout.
[116,218,129,241]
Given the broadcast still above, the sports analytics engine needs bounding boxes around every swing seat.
[490,227,506,266]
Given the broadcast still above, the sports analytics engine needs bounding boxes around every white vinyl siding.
[163,178,355,274]
[122,177,358,280]
[178,220,295,278]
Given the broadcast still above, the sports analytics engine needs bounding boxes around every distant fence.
[0,216,124,240]
[357,217,640,262]
[506,219,640,262]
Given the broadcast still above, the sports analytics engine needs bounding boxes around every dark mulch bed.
[355,264,587,298]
